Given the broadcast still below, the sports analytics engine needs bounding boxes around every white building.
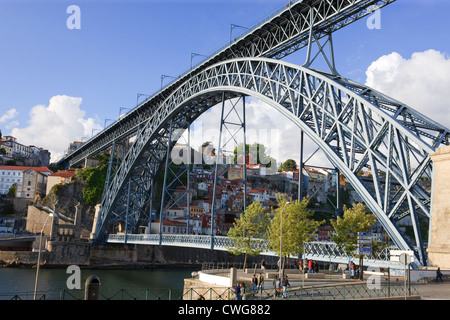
[1,136,32,158]
[150,220,188,235]
[0,166,51,197]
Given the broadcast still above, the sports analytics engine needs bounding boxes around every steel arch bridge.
[92,57,448,267]
[57,0,449,268]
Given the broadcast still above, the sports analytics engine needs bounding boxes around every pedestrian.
[240,282,247,300]
[233,283,241,300]
[282,275,290,298]
[308,259,313,273]
[257,273,264,293]
[304,259,309,274]
[436,267,444,283]
[350,262,356,279]
[298,260,302,273]
[252,274,258,293]
[261,259,266,273]
[313,260,319,273]
[275,277,281,297]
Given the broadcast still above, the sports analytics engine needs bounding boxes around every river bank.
[0,240,277,271]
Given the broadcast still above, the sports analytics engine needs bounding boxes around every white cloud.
[0,108,18,124]
[365,49,450,128]
[10,95,102,163]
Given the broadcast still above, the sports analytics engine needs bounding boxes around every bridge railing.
[106,234,404,269]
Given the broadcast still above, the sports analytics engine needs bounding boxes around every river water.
[0,266,197,300]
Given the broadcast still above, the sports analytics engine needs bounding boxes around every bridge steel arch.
[94,57,449,267]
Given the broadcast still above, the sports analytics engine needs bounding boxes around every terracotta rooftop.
[0,166,51,173]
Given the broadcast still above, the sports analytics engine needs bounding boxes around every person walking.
[240,282,247,300]
[350,262,356,279]
[304,259,309,274]
[436,267,444,283]
[282,275,290,298]
[261,259,266,273]
[313,260,319,273]
[252,274,258,293]
[275,277,281,297]
[308,259,313,273]
[257,273,264,293]
[233,283,241,300]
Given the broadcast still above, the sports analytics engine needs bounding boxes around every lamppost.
[33,213,54,300]
[160,74,175,90]
[190,52,208,70]
[279,201,290,280]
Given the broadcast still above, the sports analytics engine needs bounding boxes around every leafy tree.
[227,200,271,270]
[77,153,109,205]
[7,184,16,197]
[200,141,215,156]
[233,142,277,168]
[330,202,376,279]
[268,195,322,276]
[1,203,15,215]
[278,159,297,172]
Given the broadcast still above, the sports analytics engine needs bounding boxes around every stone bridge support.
[428,146,450,268]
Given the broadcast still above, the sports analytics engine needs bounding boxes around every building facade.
[0,166,51,198]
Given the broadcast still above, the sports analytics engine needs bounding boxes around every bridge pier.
[428,146,450,269]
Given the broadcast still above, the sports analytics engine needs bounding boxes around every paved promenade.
[414,281,450,299]
[231,268,450,300]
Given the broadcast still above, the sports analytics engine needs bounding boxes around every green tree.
[1,203,15,215]
[200,141,215,156]
[227,201,271,270]
[7,184,16,197]
[233,142,277,168]
[278,159,297,172]
[268,196,322,276]
[330,202,376,279]
[77,153,109,205]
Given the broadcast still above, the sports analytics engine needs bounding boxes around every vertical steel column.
[159,120,174,245]
[102,141,116,203]
[336,167,342,217]
[187,124,191,234]
[211,93,226,247]
[303,7,338,75]
[148,178,154,234]
[298,130,304,201]
[242,95,247,211]
[124,179,131,244]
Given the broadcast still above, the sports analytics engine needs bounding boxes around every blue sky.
[1,0,450,163]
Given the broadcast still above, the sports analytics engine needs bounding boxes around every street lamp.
[190,52,208,70]
[230,24,248,44]
[160,74,176,90]
[279,201,290,280]
[33,213,54,300]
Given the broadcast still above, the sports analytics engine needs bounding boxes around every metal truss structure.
[93,57,449,267]
[56,0,449,267]
[58,0,396,169]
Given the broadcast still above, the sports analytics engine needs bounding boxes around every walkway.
[216,268,450,300]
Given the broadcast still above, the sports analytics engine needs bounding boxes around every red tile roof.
[0,166,51,173]
[49,169,76,178]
